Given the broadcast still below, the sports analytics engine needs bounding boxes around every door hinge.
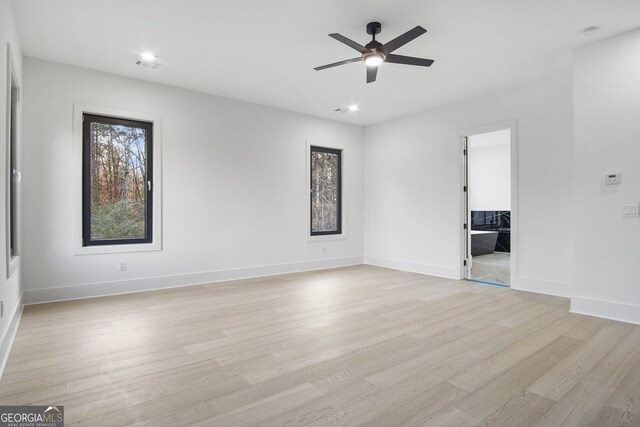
[463,149,467,155]
[464,260,467,266]
[463,186,467,192]
[147,181,152,191]
[463,223,467,229]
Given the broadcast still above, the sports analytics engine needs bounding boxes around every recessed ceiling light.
[582,26,601,36]
[140,52,156,61]
[349,104,359,112]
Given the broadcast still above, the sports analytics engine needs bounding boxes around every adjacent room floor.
[470,252,511,286]
[1,265,638,426]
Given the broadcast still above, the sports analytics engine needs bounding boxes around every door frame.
[458,120,518,286]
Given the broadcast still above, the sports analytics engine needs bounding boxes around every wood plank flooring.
[1,265,639,426]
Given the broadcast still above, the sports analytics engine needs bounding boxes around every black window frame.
[8,70,18,259]
[82,113,153,246]
[310,146,342,236]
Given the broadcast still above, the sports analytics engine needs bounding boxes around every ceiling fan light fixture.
[364,52,385,67]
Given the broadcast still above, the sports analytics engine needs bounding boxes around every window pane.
[89,120,148,240]
[9,78,18,257]
[311,148,341,234]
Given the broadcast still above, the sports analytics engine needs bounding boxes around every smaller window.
[82,114,153,246]
[8,68,19,260]
[310,146,342,235]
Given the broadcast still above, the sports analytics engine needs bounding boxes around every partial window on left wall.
[82,114,153,246]
[8,65,19,261]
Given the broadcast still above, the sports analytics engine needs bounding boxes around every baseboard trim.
[0,297,23,381]
[364,256,571,299]
[364,256,458,279]
[23,256,365,305]
[571,296,640,326]
[512,276,571,298]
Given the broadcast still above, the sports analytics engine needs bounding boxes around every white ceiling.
[11,0,640,126]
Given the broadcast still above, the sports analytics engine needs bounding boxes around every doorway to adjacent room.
[462,126,515,287]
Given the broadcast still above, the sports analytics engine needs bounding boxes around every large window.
[82,114,153,246]
[310,146,342,235]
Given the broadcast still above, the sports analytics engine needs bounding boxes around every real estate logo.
[0,405,64,427]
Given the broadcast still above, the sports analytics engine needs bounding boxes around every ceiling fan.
[314,22,434,84]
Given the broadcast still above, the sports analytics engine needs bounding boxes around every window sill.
[6,255,19,279]
[75,242,161,256]
[307,234,348,242]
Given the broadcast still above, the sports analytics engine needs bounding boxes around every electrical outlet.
[119,261,127,272]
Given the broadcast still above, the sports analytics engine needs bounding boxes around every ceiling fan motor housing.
[365,23,384,61]
[365,22,385,61]
[365,40,383,51]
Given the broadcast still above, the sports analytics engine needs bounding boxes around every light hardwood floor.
[1,265,639,426]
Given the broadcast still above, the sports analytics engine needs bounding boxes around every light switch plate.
[623,204,639,217]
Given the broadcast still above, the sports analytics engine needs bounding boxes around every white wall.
[468,129,511,211]
[364,67,573,296]
[0,0,23,371]
[571,29,640,324]
[21,58,364,303]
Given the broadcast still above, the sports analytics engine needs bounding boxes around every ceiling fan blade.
[386,54,434,67]
[382,26,427,54]
[314,57,362,71]
[329,33,368,54]
[366,66,378,84]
